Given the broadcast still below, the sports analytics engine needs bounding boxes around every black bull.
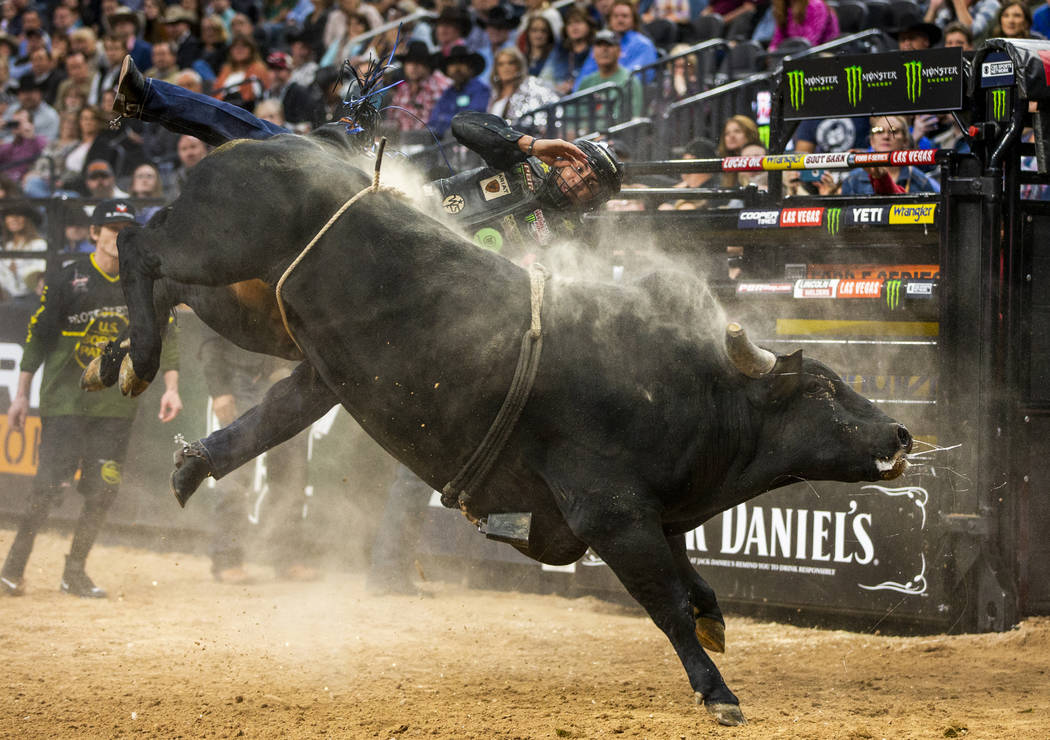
[96,132,912,726]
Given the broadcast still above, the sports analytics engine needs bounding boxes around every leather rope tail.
[275,137,389,353]
[441,263,549,518]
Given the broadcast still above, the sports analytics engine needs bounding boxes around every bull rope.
[441,262,549,523]
[274,138,391,353]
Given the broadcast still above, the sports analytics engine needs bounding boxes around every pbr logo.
[787,69,805,110]
[844,65,862,107]
[826,207,842,235]
[885,279,902,310]
[904,60,922,103]
[992,88,1008,120]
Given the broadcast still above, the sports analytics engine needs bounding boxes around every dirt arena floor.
[1,529,1047,739]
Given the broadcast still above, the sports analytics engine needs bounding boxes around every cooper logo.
[738,210,780,228]
[780,207,824,227]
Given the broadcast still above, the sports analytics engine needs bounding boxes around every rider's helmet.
[535,139,624,211]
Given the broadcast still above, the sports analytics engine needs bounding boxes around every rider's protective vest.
[426,157,578,262]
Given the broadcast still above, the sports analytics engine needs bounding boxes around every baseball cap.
[266,51,291,70]
[86,160,115,179]
[594,29,620,45]
[92,198,137,226]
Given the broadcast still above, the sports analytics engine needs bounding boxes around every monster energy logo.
[844,66,863,107]
[787,69,805,110]
[885,279,902,310]
[826,208,842,235]
[904,61,923,103]
[992,89,1007,120]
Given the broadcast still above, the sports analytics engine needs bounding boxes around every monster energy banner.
[783,47,964,121]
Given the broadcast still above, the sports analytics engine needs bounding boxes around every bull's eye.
[803,376,829,396]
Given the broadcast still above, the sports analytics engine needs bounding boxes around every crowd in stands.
[0,0,1047,296]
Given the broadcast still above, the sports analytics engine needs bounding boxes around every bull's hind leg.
[553,479,745,726]
[668,534,726,654]
[117,226,164,395]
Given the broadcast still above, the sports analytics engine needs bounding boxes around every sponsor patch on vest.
[480,173,511,200]
[442,194,465,214]
[525,209,552,245]
[473,227,504,252]
[517,163,535,192]
[501,214,522,244]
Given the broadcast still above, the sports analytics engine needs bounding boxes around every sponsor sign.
[780,207,824,227]
[889,203,937,224]
[980,52,1015,89]
[794,279,838,298]
[442,194,465,214]
[722,156,765,171]
[906,280,935,297]
[808,263,940,280]
[890,149,937,166]
[783,47,963,120]
[825,207,843,235]
[990,87,1010,121]
[480,173,511,200]
[836,279,884,298]
[802,153,849,169]
[760,154,807,170]
[885,279,903,309]
[736,282,794,295]
[0,414,41,476]
[737,209,781,228]
[845,205,889,226]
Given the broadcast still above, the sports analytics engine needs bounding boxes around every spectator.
[668,42,701,98]
[989,1,1036,40]
[433,6,474,56]
[174,133,208,194]
[69,106,118,179]
[642,0,694,43]
[768,0,839,52]
[164,6,204,71]
[287,31,320,87]
[841,115,940,195]
[85,159,129,198]
[130,161,166,222]
[943,21,975,49]
[467,0,506,52]
[141,0,170,45]
[26,48,63,106]
[51,5,80,42]
[520,13,558,84]
[108,6,154,72]
[212,34,271,111]
[59,205,93,253]
[718,114,760,158]
[738,142,768,191]
[0,197,181,599]
[0,202,47,298]
[894,20,943,50]
[11,28,49,82]
[69,28,104,73]
[0,108,46,182]
[574,0,659,89]
[298,0,335,62]
[0,34,18,90]
[1035,2,1050,40]
[389,40,451,132]
[323,0,383,63]
[476,4,519,79]
[199,14,230,78]
[658,136,717,210]
[925,0,1002,41]
[147,41,182,84]
[575,30,643,120]
[8,75,59,142]
[91,35,128,106]
[552,7,594,96]
[704,1,761,27]
[515,0,562,42]
[320,9,373,67]
[487,46,558,122]
[262,51,323,128]
[23,110,80,196]
[428,45,490,137]
[56,52,96,108]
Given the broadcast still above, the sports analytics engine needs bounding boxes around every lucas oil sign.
[783,47,963,120]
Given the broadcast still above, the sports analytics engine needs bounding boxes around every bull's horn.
[725,322,776,379]
[80,356,106,391]
[118,354,151,397]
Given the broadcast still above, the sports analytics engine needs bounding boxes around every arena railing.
[515,82,628,140]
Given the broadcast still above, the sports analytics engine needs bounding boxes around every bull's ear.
[769,350,803,401]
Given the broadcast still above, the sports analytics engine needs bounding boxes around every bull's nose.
[897,425,912,453]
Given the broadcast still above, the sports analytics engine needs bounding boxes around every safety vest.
[426,157,578,262]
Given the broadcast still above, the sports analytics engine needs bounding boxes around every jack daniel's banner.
[783,47,964,121]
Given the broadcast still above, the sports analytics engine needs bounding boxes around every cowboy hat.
[396,40,437,69]
[437,44,485,77]
[433,6,472,38]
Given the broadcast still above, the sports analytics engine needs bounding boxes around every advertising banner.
[783,47,964,120]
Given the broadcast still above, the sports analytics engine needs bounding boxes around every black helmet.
[534,139,624,211]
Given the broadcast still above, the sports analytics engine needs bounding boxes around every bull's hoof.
[695,616,726,653]
[118,354,150,397]
[80,356,106,391]
[696,696,747,727]
[170,445,212,508]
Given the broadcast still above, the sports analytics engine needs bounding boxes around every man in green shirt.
[0,199,182,598]
[575,30,643,123]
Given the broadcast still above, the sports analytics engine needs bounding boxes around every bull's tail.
[117,225,163,396]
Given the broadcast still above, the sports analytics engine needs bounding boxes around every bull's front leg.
[556,481,745,726]
[668,533,726,654]
[117,226,164,396]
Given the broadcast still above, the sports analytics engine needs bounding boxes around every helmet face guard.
[535,139,624,212]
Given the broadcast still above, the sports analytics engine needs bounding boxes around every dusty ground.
[0,529,1046,739]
